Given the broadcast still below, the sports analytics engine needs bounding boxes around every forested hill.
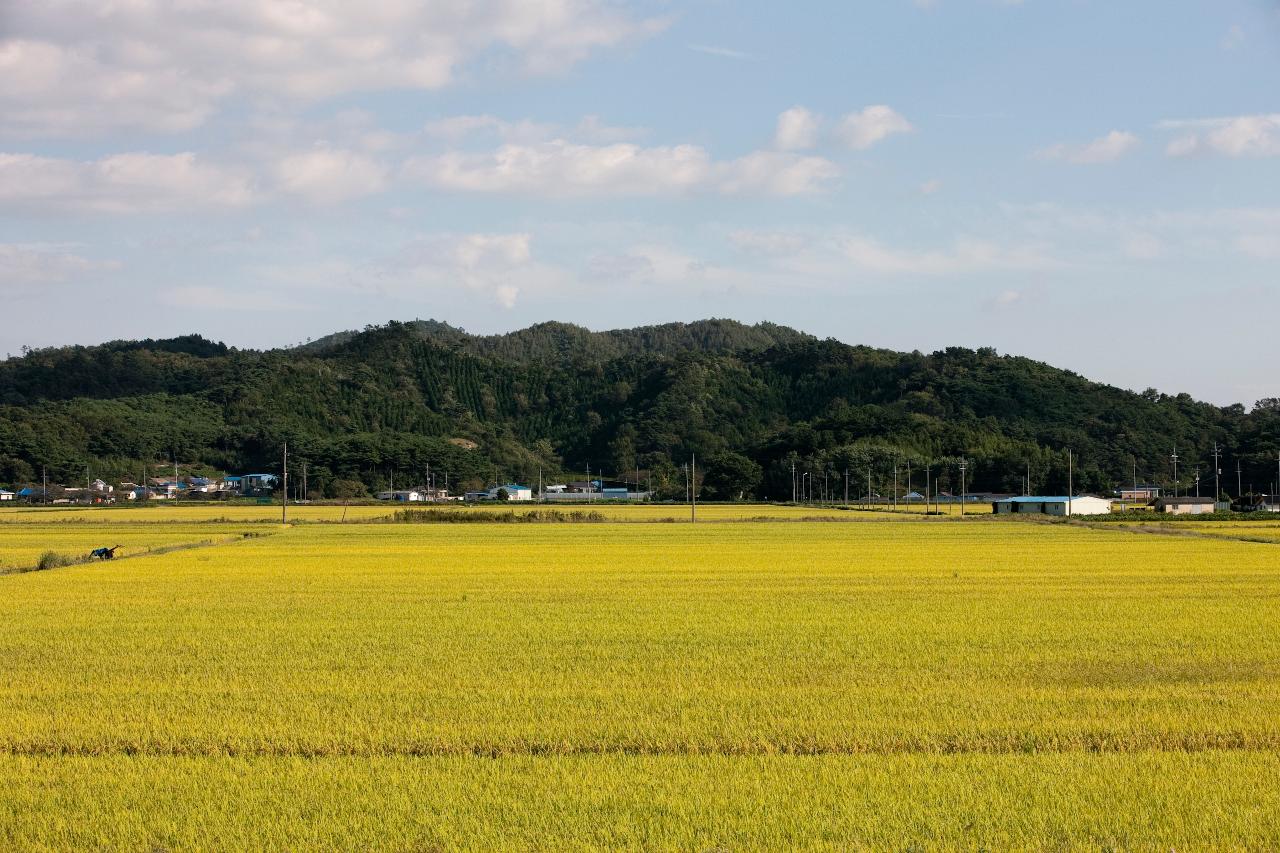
[1,319,1276,500]
[298,318,814,363]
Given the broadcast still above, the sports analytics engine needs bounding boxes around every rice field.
[0,521,269,572]
[0,503,399,524]
[1,512,1277,848]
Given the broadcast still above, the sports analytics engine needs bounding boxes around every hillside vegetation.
[1,319,1276,499]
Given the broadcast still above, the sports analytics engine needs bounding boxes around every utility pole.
[42,465,47,505]
[690,453,697,523]
[844,468,849,506]
[1067,449,1073,516]
[1213,443,1221,503]
[959,459,967,517]
[893,460,899,511]
[1132,455,1137,503]
[282,441,288,525]
[791,459,796,503]
[302,461,308,503]
[1195,469,1201,498]
[1237,458,1243,501]
[925,461,931,515]
[1170,448,1179,498]
[866,465,872,510]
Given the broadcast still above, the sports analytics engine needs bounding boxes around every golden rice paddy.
[1,508,1276,849]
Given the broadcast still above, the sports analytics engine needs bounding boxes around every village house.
[1150,496,1216,515]
[1117,484,1161,501]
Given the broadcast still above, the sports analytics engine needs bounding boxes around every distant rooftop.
[995,496,1108,503]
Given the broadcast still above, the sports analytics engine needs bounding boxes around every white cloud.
[920,179,943,195]
[999,202,1280,265]
[0,1,668,137]
[1123,233,1164,260]
[379,232,557,309]
[728,230,809,255]
[1035,130,1139,164]
[161,285,299,311]
[717,151,840,196]
[836,106,914,150]
[1161,115,1280,158]
[275,145,388,203]
[404,141,839,197]
[774,107,821,151]
[0,243,120,286]
[0,152,257,213]
[723,227,1056,280]
[422,115,558,145]
[406,141,711,195]
[688,44,751,60]
[1221,24,1245,50]
[838,235,1054,275]
[1236,233,1280,259]
[421,114,644,145]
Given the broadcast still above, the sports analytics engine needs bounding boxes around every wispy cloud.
[837,106,914,150]
[1035,130,1139,164]
[0,1,669,137]
[1161,114,1280,158]
[0,243,120,287]
[0,152,257,213]
[404,141,838,197]
[687,44,751,60]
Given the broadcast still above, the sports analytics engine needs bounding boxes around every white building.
[0,490,14,501]
[376,490,424,502]
[992,496,1114,516]
[488,484,533,501]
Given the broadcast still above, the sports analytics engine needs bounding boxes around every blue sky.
[2,0,1277,405]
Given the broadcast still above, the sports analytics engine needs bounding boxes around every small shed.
[0,489,14,501]
[1150,496,1216,515]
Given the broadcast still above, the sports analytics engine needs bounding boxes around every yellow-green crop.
[1,514,1277,849]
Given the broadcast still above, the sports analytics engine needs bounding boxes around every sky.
[1,0,1278,406]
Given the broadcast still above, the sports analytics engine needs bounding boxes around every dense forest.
[0,319,1276,500]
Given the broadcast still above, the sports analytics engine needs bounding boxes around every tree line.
[1,320,1277,501]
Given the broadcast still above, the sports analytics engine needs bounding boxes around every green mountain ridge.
[1,319,1276,500]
